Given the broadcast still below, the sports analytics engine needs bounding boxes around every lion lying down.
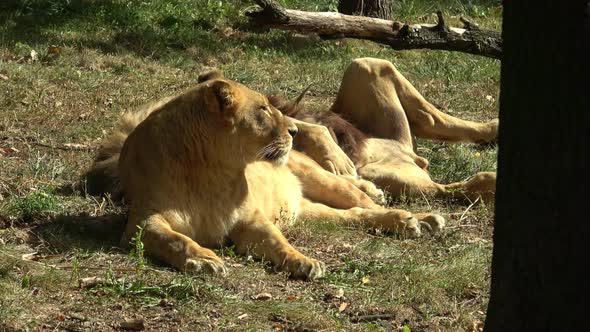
[86,68,445,280]
[271,57,497,203]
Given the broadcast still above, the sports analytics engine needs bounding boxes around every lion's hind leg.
[123,212,227,274]
[333,57,498,144]
[384,59,498,144]
[357,160,496,204]
[298,199,443,237]
[228,213,326,280]
[443,171,496,203]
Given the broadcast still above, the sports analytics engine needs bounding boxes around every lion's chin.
[264,149,290,166]
[273,152,290,166]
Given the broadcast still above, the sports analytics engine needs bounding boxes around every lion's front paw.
[184,251,227,275]
[321,157,357,177]
[280,254,326,280]
[358,180,386,206]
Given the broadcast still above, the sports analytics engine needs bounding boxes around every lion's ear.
[206,80,235,114]
[198,69,224,83]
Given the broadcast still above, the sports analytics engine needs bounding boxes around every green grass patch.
[424,142,497,184]
[0,187,60,222]
[0,0,500,330]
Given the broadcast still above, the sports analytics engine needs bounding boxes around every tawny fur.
[271,58,497,203]
[268,93,368,165]
[331,58,497,202]
[84,96,173,200]
[86,71,444,279]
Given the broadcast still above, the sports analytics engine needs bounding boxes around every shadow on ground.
[0,0,336,63]
[30,212,126,253]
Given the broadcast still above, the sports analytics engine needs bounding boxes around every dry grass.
[1,0,500,331]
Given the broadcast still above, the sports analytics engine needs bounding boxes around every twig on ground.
[350,314,394,322]
[459,196,480,223]
[445,224,480,229]
[0,135,96,152]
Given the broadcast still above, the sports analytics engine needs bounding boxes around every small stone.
[120,318,145,331]
[251,292,272,301]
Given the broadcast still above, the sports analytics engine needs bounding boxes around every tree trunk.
[485,1,590,331]
[338,0,392,19]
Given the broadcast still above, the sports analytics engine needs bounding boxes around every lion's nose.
[288,126,298,138]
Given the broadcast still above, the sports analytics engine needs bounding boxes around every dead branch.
[247,0,502,59]
[0,135,96,152]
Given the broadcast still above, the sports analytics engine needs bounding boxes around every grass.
[0,187,60,222]
[0,0,500,330]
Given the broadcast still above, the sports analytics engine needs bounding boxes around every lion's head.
[197,70,298,166]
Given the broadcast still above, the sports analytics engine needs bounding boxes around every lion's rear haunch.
[83,98,172,200]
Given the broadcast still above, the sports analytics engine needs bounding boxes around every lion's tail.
[83,97,173,200]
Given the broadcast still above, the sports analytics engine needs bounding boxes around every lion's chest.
[174,162,303,247]
[172,182,246,248]
[244,162,303,228]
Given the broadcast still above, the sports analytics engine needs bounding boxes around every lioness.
[272,58,498,202]
[86,70,444,279]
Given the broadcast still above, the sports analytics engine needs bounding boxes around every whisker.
[257,141,279,161]
[256,140,291,163]
[256,142,274,159]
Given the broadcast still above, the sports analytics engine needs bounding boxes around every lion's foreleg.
[288,151,378,209]
[339,175,386,206]
[123,212,227,274]
[288,118,357,176]
[229,214,325,280]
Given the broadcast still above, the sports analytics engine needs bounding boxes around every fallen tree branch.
[247,0,502,59]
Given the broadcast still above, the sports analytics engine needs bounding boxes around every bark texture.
[247,0,502,59]
[485,0,590,331]
[338,0,393,19]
